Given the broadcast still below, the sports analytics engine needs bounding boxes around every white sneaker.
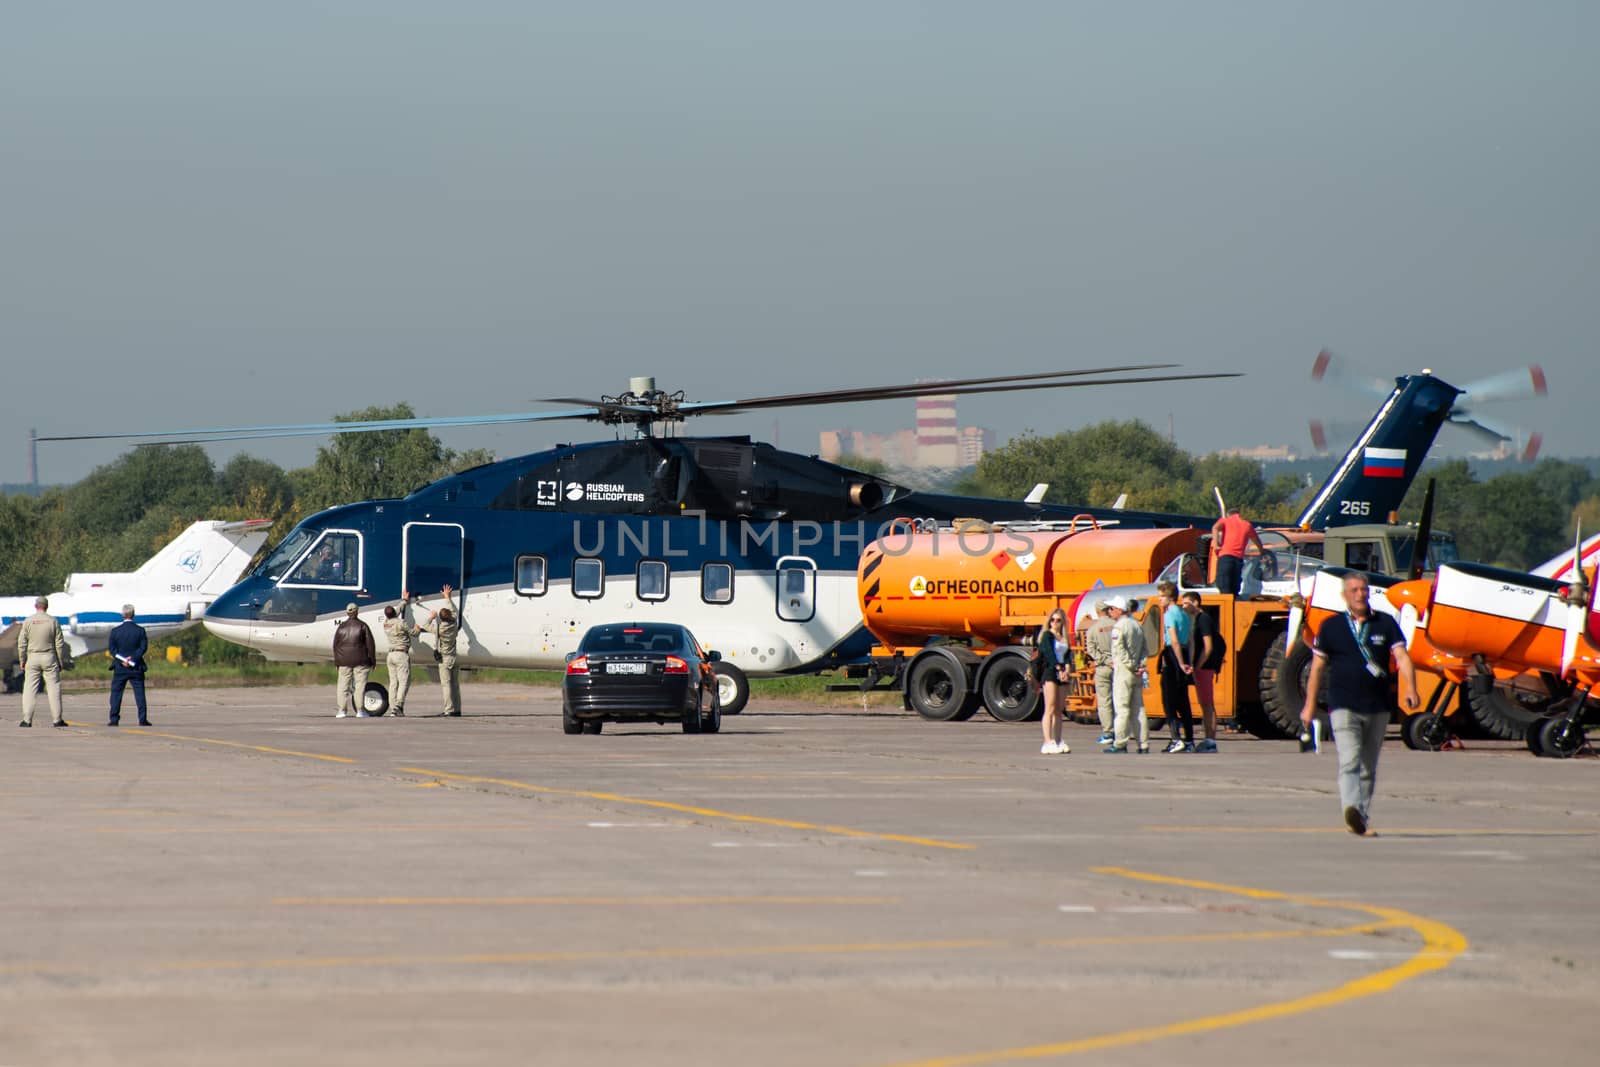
[1055,740,1071,754]
[1040,741,1058,755]
[356,710,370,718]
[335,711,348,718]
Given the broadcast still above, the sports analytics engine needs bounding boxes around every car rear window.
[581,625,685,653]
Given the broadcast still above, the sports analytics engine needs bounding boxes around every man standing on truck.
[1105,596,1150,754]
[1084,600,1117,746]
[1301,572,1419,836]
[1212,507,1267,596]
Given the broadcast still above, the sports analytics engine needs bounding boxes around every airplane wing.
[1532,531,1600,580]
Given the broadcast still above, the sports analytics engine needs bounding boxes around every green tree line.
[0,403,490,597]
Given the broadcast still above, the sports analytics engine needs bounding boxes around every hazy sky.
[4,1,1594,485]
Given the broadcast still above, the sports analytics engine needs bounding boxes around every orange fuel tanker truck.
[846,519,1190,721]
[845,517,1299,729]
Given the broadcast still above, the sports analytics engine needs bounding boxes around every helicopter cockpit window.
[283,531,362,588]
[254,529,316,580]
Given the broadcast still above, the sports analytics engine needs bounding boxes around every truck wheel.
[362,682,390,717]
[1465,678,1548,741]
[979,652,1042,723]
[1232,701,1283,740]
[713,663,750,716]
[907,649,975,722]
[1257,637,1311,739]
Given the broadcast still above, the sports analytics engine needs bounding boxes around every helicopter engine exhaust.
[849,481,886,510]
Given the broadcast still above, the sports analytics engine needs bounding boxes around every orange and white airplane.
[1294,530,1600,752]
[1382,530,1600,757]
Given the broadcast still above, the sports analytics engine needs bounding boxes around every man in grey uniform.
[383,593,416,717]
[1083,599,1117,745]
[1106,596,1150,754]
[417,584,462,716]
[18,597,70,728]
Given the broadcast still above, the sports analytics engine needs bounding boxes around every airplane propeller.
[1559,523,1591,680]
[1307,349,1546,462]
[40,364,1242,446]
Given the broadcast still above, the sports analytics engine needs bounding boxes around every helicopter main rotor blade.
[537,364,1180,411]
[36,407,612,446]
[684,371,1243,416]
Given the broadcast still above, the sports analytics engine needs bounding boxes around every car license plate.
[607,662,648,675]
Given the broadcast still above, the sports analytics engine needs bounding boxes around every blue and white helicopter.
[42,362,1518,714]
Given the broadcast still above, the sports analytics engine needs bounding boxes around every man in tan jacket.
[18,597,70,728]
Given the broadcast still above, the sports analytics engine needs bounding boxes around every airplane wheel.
[979,652,1042,723]
[362,682,390,717]
[1525,721,1548,756]
[713,663,749,715]
[1538,717,1586,759]
[1402,712,1446,751]
[907,649,974,722]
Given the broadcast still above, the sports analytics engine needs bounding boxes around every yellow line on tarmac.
[117,728,356,764]
[876,867,1468,1067]
[272,894,903,907]
[1141,825,1600,837]
[0,920,1383,977]
[398,766,975,851]
[91,824,536,835]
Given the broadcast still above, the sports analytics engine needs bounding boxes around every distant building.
[1212,444,1300,462]
[820,393,992,470]
[957,426,995,467]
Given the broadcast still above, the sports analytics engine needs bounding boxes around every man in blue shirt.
[1301,573,1419,835]
[107,604,150,727]
[1157,581,1196,753]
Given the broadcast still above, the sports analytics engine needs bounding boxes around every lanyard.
[1346,612,1380,674]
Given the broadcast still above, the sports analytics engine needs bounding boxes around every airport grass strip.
[875,866,1469,1066]
[398,766,975,850]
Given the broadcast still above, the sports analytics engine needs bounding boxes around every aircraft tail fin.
[135,519,275,596]
[1295,373,1464,530]
[1532,530,1600,580]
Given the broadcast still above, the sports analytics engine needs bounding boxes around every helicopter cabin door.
[403,522,465,607]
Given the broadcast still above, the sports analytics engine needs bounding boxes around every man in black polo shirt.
[1301,572,1419,835]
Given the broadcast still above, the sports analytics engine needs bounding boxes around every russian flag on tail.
[1362,446,1407,478]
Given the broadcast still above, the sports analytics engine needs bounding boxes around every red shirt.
[1215,515,1256,559]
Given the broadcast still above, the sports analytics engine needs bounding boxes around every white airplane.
[1,519,272,692]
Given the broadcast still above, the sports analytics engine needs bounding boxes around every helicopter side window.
[775,557,816,622]
[514,555,547,596]
[572,558,604,599]
[283,531,362,588]
[702,562,734,604]
[637,560,668,602]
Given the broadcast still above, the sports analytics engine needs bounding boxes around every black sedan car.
[563,622,723,735]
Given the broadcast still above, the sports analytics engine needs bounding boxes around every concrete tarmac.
[2,684,1596,1066]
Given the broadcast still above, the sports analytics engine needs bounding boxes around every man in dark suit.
[108,604,150,727]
